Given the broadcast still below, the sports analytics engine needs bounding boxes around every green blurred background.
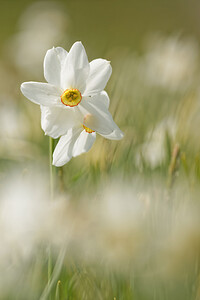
[1,0,200,51]
[1,1,200,299]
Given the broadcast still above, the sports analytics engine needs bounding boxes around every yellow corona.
[83,124,95,133]
[61,89,82,107]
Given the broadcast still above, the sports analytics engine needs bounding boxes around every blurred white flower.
[6,1,68,76]
[80,180,155,266]
[136,118,177,168]
[0,170,71,260]
[0,97,39,161]
[96,182,147,230]
[0,169,73,297]
[0,173,199,297]
[0,99,30,139]
[0,172,46,262]
[143,35,199,91]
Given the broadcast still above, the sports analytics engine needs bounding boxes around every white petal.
[52,127,82,167]
[83,59,112,96]
[61,42,89,92]
[73,130,96,157]
[97,90,110,108]
[78,94,121,136]
[44,47,68,87]
[100,128,124,140]
[40,106,76,138]
[21,82,62,106]
[75,91,110,123]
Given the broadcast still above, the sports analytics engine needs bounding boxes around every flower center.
[61,89,82,107]
[83,124,95,133]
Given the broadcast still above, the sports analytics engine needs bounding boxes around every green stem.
[48,246,52,295]
[49,137,54,201]
[55,280,61,300]
[48,137,54,299]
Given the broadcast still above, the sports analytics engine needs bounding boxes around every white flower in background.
[143,35,199,91]
[0,172,49,259]
[136,118,177,169]
[6,1,68,76]
[0,101,30,139]
[21,42,123,142]
[53,103,123,166]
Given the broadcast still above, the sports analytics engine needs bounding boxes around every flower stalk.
[49,137,54,201]
[48,136,54,298]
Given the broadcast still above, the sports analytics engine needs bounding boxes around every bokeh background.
[1,0,200,299]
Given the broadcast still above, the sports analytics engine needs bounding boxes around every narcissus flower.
[21,41,118,139]
[53,104,123,166]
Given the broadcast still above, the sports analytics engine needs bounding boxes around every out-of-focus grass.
[1,1,200,300]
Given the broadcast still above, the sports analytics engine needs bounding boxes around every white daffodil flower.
[21,41,118,139]
[52,106,123,167]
